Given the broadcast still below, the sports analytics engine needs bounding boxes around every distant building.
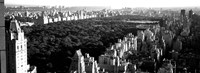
[98,54,130,73]
[144,28,154,42]
[36,15,48,24]
[188,10,193,19]
[98,33,138,73]
[180,9,186,22]
[19,22,34,26]
[84,53,100,73]
[48,18,53,23]
[62,17,66,21]
[137,31,145,41]
[180,9,186,16]
[24,11,30,17]
[68,31,159,73]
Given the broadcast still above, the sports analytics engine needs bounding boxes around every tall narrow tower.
[188,10,193,19]
[180,9,186,23]
[180,9,186,17]
[2,15,37,73]
[6,19,29,73]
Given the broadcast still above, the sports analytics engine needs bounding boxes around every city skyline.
[3,0,200,72]
[5,0,200,9]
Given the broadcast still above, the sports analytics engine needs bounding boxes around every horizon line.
[5,3,200,9]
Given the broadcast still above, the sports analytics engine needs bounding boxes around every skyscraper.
[6,19,29,73]
[180,9,186,23]
[24,11,29,17]
[1,15,37,73]
[180,9,186,17]
[69,49,86,73]
[189,10,193,19]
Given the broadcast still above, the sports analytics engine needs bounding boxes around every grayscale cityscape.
[1,0,200,73]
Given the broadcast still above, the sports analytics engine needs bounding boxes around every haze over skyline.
[5,0,200,9]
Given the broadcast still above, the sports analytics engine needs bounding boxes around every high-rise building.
[189,10,193,19]
[24,11,29,17]
[180,9,187,23]
[69,50,100,73]
[180,9,186,17]
[1,16,37,73]
[6,20,29,73]
[69,50,86,73]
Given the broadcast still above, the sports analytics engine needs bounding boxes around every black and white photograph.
[1,0,200,73]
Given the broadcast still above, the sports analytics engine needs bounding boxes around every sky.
[5,0,200,9]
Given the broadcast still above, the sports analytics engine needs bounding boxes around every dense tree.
[22,15,161,73]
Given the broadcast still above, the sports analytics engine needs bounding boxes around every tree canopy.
[22,15,161,73]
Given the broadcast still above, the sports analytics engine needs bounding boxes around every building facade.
[1,17,37,73]
[69,50,100,73]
